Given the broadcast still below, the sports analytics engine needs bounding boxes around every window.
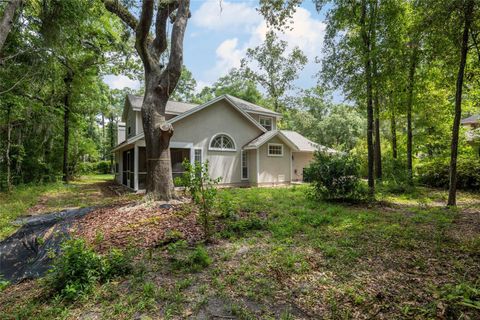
[259,116,273,131]
[241,150,248,180]
[268,143,283,156]
[127,126,131,135]
[194,149,202,163]
[209,133,236,151]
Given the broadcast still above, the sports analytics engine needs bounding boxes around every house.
[461,114,480,155]
[113,94,331,191]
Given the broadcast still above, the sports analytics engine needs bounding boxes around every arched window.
[209,133,236,151]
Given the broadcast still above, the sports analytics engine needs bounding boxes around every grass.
[1,180,479,319]
[0,174,138,240]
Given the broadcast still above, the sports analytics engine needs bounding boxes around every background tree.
[171,65,197,103]
[0,0,22,53]
[242,31,307,113]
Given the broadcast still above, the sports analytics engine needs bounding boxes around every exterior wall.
[257,136,292,184]
[125,102,136,139]
[117,123,126,144]
[248,113,277,131]
[171,100,264,184]
[135,113,143,135]
[248,149,257,184]
[292,152,314,181]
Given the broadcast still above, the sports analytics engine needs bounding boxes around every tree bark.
[0,0,22,53]
[406,47,418,184]
[360,0,375,195]
[62,72,73,183]
[390,101,397,160]
[5,104,12,191]
[373,61,382,180]
[448,0,473,206]
[103,0,190,200]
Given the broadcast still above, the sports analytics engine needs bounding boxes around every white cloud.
[201,6,326,84]
[103,75,141,90]
[192,1,261,32]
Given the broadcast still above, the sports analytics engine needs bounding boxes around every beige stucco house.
[113,94,328,191]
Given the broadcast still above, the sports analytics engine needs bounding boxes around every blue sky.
[104,1,328,96]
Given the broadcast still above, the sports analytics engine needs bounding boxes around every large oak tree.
[103,0,190,200]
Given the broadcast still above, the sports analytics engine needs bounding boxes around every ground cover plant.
[0,176,479,319]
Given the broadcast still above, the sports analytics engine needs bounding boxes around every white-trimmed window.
[209,133,236,151]
[194,149,202,163]
[259,116,273,131]
[241,150,248,180]
[268,143,283,157]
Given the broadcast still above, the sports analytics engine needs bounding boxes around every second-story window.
[259,116,273,131]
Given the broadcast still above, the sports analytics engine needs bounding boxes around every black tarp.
[0,207,94,283]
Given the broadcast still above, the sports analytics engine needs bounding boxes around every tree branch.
[160,0,190,95]
[135,0,155,70]
[152,0,179,60]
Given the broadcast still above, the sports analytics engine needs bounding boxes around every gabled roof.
[244,130,337,153]
[168,95,267,133]
[123,94,281,121]
[124,94,198,120]
[461,114,480,125]
[225,94,282,117]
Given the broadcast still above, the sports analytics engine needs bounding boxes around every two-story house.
[113,94,331,191]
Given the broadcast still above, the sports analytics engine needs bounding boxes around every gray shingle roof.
[127,94,198,115]
[461,114,480,124]
[243,130,337,153]
[225,94,282,117]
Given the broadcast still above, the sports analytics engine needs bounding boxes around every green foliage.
[44,239,132,300]
[0,276,10,292]
[167,241,212,273]
[436,282,480,318]
[305,151,366,201]
[179,160,220,241]
[417,156,480,190]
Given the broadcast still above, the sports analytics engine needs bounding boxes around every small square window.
[127,126,131,135]
[259,116,272,131]
[268,144,283,156]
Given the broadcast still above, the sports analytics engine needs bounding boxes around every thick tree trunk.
[406,48,417,184]
[142,82,175,200]
[0,0,22,53]
[361,0,375,195]
[448,0,473,206]
[62,73,73,183]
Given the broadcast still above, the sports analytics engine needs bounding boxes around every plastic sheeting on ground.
[0,207,94,283]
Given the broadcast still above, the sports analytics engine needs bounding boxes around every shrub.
[96,161,111,174]
[44,239,131,300]
[179,160,220,241]
[417,156,480,190]
[304,151,366,201]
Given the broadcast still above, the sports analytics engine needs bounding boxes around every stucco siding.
[171,100,264,184]
[292,152,314,181]
[126,102,136,139]
[248,149,257,184]
[258,136,291,183]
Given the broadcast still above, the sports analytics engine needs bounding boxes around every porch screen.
[138,147,147,189]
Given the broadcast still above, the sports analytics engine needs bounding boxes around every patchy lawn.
[1,181,479,319]
[0,175,139,240]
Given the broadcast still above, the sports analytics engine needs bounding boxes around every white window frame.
[241,150,248,180]
[267,143,284,157]
[194,148,203,164]
[259,116,273,131]
[209,133,237,152]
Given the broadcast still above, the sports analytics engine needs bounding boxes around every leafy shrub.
[417,156,480,190]
[96,161,111,174]
[304,151,366,201]
[179,160,220,241]
[44,239,131,300]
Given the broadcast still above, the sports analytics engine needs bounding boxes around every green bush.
[167,241,212,272]
[96,161,111,174]
[417,157,480,190]
[44,239,131,300]
[304,151,366,201]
